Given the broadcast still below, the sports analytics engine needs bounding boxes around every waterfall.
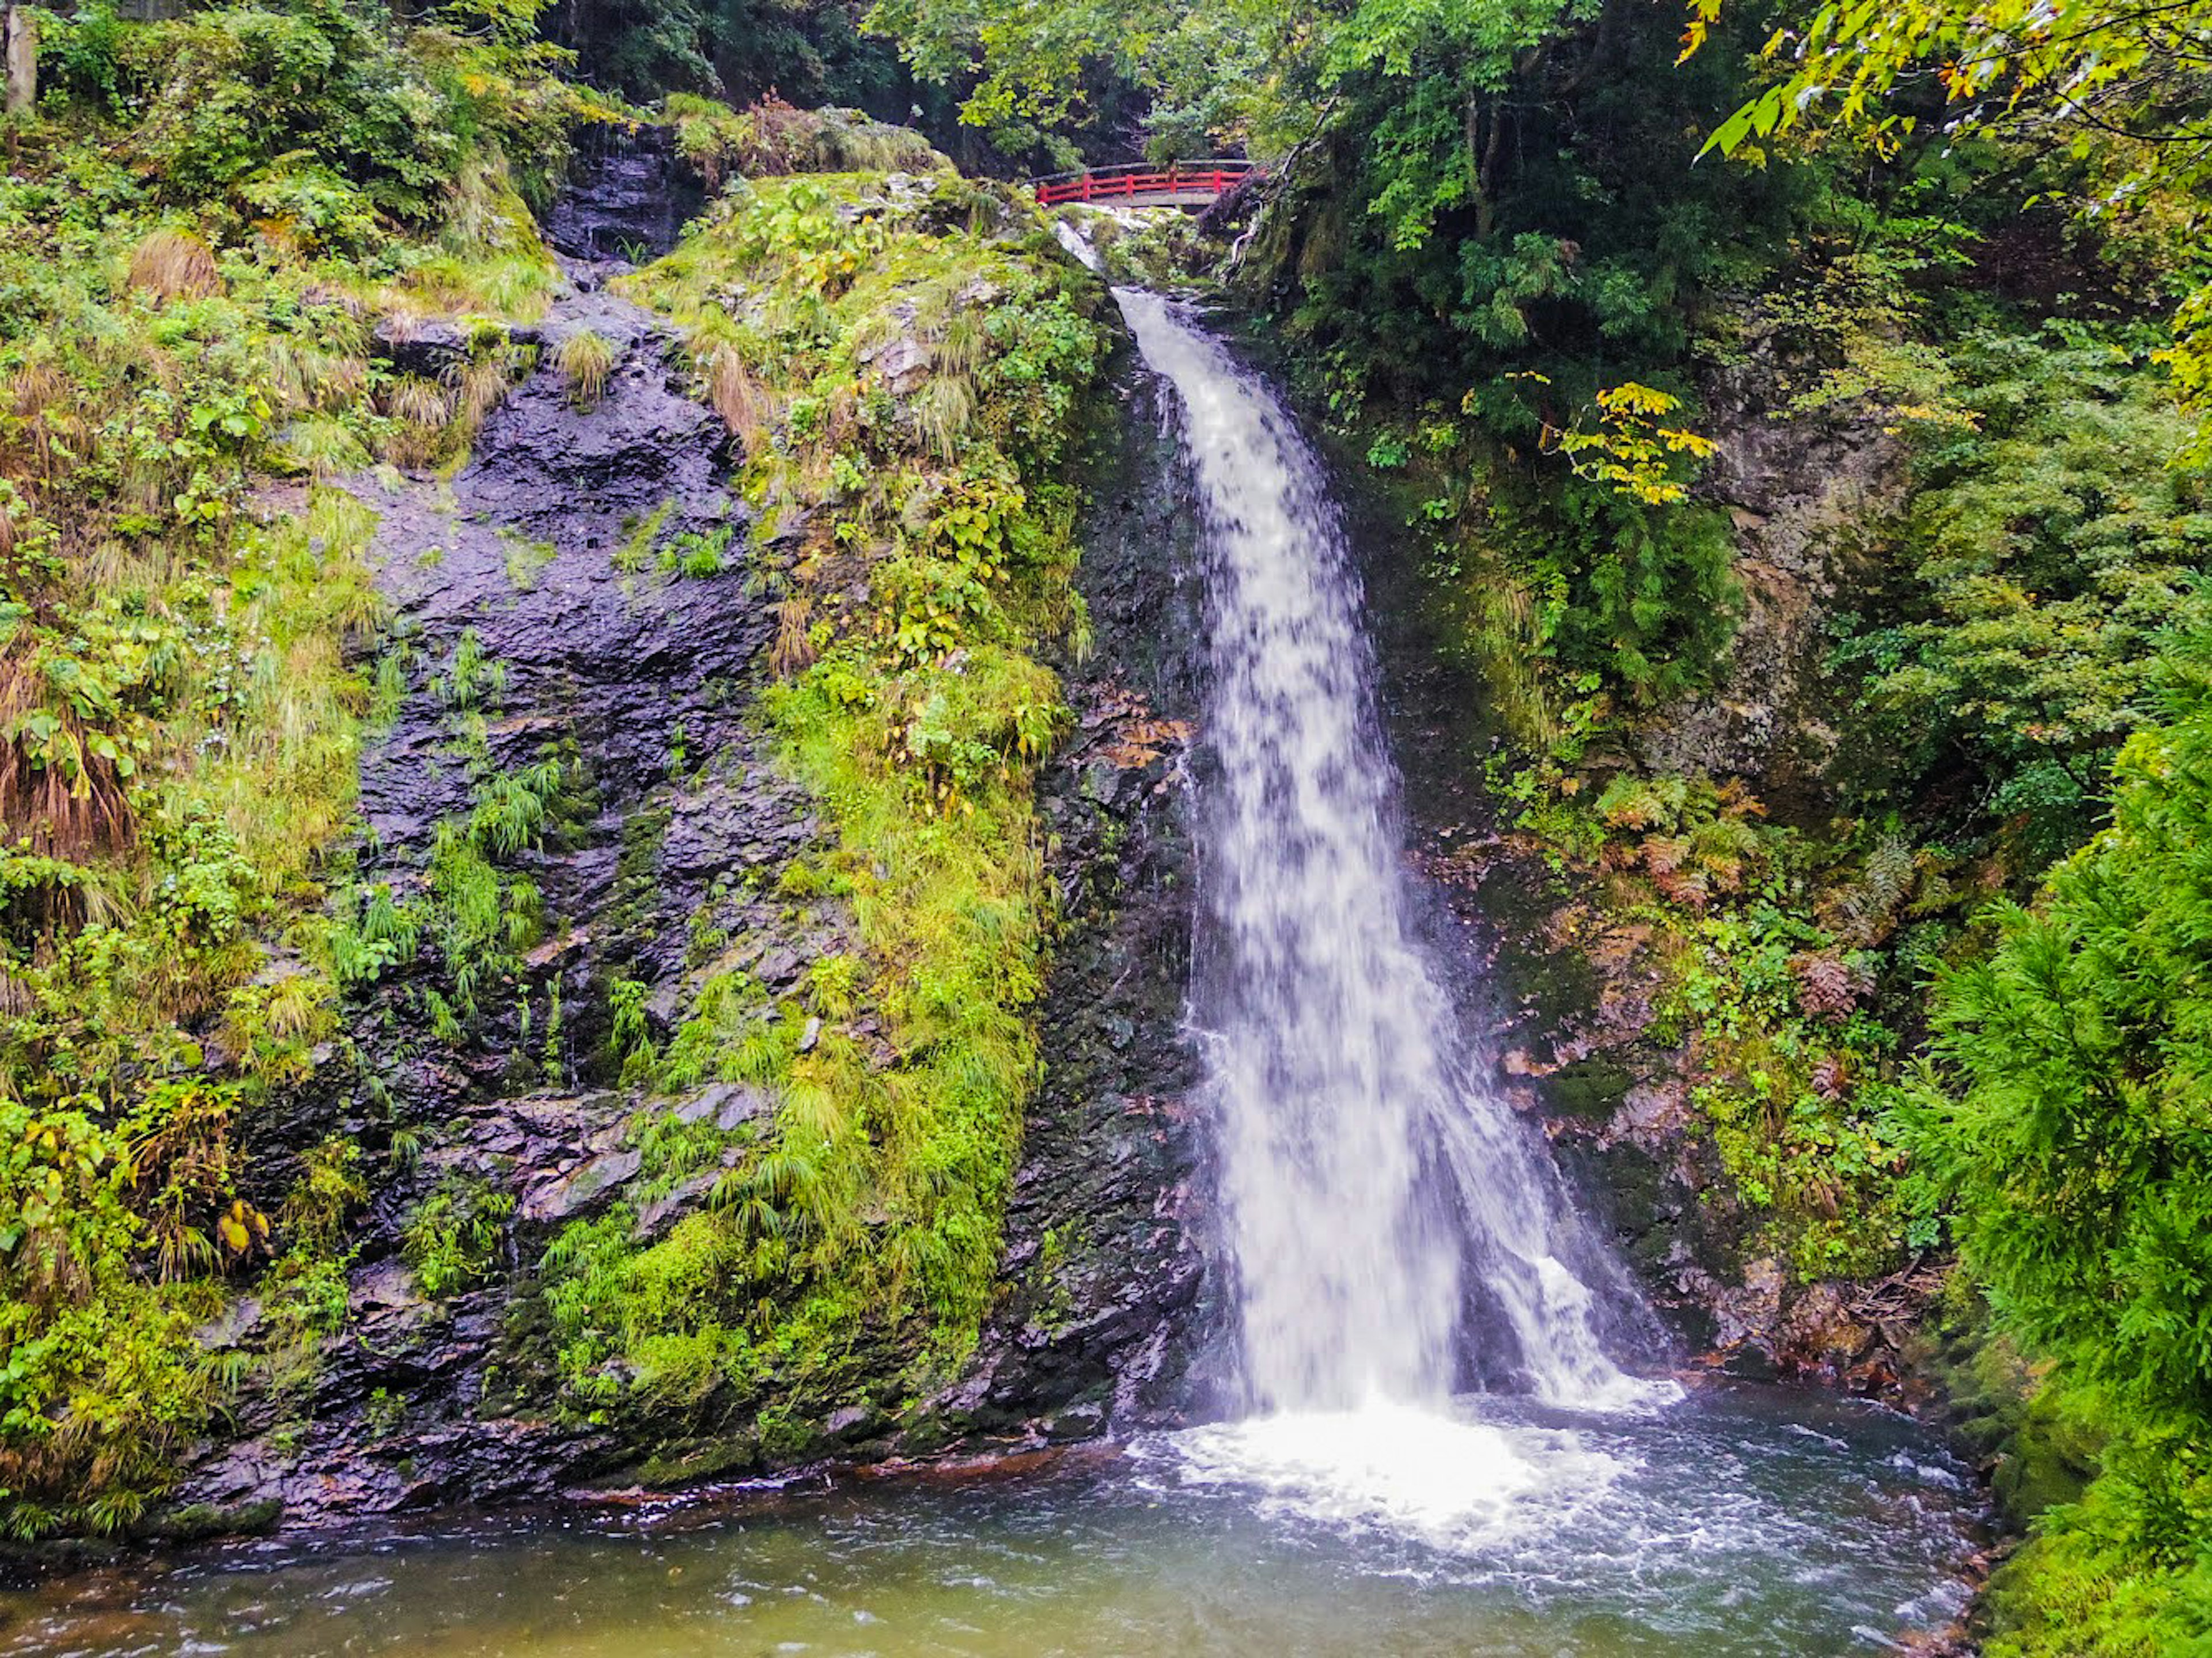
[1112,287,1668,1418]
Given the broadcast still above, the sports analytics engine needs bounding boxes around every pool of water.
[0,1385,1980,1658]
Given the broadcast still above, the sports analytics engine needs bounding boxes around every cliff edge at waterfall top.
[5,0,2211,1653]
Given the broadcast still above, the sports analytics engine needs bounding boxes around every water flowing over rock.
[544,128,704,265]
[1112,288,1670,1414]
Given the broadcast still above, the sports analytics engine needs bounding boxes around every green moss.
[664,94,947,190]
[500,529,558,590]
[528,165,1106,1440]
[616,499,679,575]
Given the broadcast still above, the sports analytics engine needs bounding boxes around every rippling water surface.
[0,1387,1979,1658]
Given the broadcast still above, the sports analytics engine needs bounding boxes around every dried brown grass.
[451,356,516,435]
[380,376,456,468]
[554,329,617,409]
[6,362,75,484]
[125,229,222,303]
[773,594,815,678]
[707,343,773,447]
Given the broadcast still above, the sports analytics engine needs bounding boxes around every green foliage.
[0,3,607,1534]
[400,1174,515,1299]
[1426,461,1740,730]
[1912,684,2212,1437]
[37,0,613,242]
[666,93,946,188]
[1547,382,1717,507]
[608,974,653,1072]
[1896,659,2212,1652]
[1694,0,2212,454]
[1834,327,2212,865]
[659,523,734,578]
[411,749,574,1031]
[1566,774,1919,1274]
[433,628,507,713]
[0,1082,276,1536]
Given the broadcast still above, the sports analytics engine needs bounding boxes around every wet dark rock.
[522,1148,643,1223]
[544,126,705,265]
[824,1404,878,1441]
[370,317,542,380]
[1635,354,1908,815]
[672,1081,770,1128]
[1041,1401,1107,1441]
[634,1172,722,1242]
[181,266,816,1530]
[932,351,1225,1443]
[164,259,1219,1535]
[193,1299,264,1352]
[867,337,931,393]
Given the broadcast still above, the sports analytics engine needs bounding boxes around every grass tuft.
[555,330,619,409]
[125,229,222,303]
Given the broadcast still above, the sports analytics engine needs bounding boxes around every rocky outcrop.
[1635,386,1906,816]
[545,127,706,265]
[1345,374,1929,1387]
[170,255,1216,1531]
[937,358,1225,1440]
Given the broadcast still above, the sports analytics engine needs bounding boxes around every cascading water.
[1085,271,1679,1537]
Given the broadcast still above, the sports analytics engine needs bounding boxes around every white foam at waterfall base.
[1149,1401,1626,1555]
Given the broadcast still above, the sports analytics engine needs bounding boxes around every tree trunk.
[3,2,33,118]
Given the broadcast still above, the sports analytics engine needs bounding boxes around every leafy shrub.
[104,0,609,222]
[1902,657,2212,1652]
[666,93,945,188]
[1834,326,2212,866]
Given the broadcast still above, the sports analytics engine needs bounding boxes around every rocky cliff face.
[1635,395,1904,818]
[935,356,1225,1444]
[1547,394,1928,1384]
[168,208,1218,1531]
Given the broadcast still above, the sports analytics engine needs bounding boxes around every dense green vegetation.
[0,0,607,1536]
[1905,667,2212,1655]
[0,0,1106,1534]
[6,0,2212,1644]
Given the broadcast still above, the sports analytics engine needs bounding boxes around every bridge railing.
[1032,160,1259,207]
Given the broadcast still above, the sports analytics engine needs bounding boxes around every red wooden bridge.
[1033,160,1259,208]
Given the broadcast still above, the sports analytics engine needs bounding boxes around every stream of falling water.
[1107,277,1680,1535]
